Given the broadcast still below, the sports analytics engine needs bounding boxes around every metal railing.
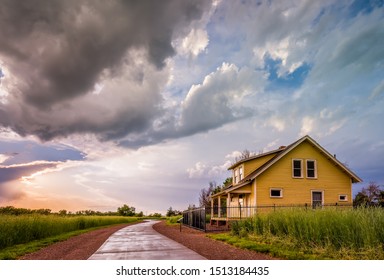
[182,207,207,231]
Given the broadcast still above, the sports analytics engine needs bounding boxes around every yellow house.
[210,135,362,223]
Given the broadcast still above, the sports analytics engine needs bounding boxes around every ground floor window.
[339,194,348,201]
[270,188,283,198]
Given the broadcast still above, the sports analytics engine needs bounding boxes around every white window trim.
[239,166,243,181]
[339,194,348,202]
[233,168,238,184]
[292,159,303,178]
[311,190,324,206]
[270,188,283,198]
[306,159,317,179]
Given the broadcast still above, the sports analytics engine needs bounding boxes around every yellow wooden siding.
[242,153,277,178]
[226,184,252,204]
[256,141,352,206]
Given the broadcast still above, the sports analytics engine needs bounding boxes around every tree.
[233,149,253,164]
[117,204,136,216]
[166,207,181,217]
[354,182,383,207]
[166,207,175,217]
[198,181,224,208]
[223,177,233,187]
[199,181,217,207]
[58,209,67,216]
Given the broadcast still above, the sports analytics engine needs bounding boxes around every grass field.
[212,207,384,259]
[0,214,138,251]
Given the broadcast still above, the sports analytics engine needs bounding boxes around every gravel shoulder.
[20,220,274,260]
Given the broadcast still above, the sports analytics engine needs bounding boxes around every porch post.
[218,195,221,218]
[210,197,214,218]
[227,193,230,220]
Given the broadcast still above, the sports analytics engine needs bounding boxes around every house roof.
[213,135,362,197]
[227,147,286,170]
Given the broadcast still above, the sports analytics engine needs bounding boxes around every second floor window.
[306,160,317,178]
[234,166,243,184]
[292,159,302,178]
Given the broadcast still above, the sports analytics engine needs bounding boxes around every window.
[339,195,348,202]
[239,166,243,181]
[270,188,283,198]
[292,159,303,178]
[306,160,317,178]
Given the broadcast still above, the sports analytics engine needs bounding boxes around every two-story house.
[210,135,362,224]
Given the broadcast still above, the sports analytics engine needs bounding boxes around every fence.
[182,207,207,231]
[182,203,353,232]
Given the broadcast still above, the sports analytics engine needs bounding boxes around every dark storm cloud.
[0,139,85,165]
[0,0,211,140]
[0,162,57,183]
[0,162,57,201]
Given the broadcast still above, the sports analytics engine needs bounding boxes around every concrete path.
[88,220,206,260]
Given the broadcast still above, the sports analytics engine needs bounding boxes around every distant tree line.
[0,206,53,215]
[0,204,154,217]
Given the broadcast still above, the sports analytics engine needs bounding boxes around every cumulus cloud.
[179,63,262,135]
[179,28,209,57]
[0,0,211,141]
[187,160,231,179]
[0,0,383,152]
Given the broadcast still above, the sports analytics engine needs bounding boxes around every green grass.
[0,227,106,260]
[166,215,183,225]
[0,214,138,255]
[211,207,384,259]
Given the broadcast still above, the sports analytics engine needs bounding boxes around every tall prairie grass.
[231,207,384,258]
[0,215,138,250]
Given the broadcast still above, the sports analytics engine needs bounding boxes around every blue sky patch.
[348,0,383,17]
[264,56,311,91]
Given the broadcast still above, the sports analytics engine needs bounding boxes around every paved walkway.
[88,220,206,260]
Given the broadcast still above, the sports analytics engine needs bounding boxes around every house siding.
[256,141,352,206]
[242,153,277,178]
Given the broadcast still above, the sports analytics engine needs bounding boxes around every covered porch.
[209,183,255,226]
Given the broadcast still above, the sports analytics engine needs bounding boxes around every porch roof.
[210,181,252,198]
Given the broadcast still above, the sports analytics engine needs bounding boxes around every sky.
[0,0,383,214]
